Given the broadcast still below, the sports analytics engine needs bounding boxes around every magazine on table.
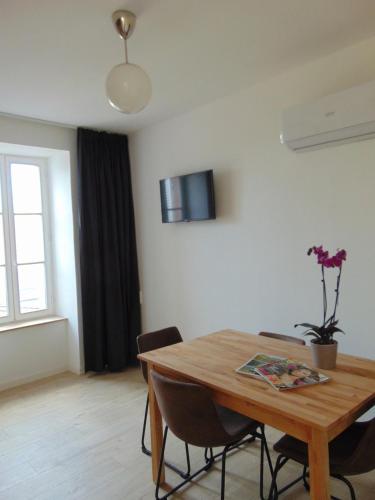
[236,352,330,390]
[255,360,330,390]
[235,352,285,379]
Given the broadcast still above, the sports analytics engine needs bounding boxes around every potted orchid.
[295,246,347,369]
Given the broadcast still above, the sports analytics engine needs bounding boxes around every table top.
[138,330,375,435]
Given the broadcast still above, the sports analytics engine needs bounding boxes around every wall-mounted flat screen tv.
[160,169,216,223]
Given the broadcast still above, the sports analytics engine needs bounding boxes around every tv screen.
[160,170,216,223]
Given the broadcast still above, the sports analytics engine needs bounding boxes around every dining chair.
[259,331,306,346]
[151,370,273,500]
[137,326,190,479]
[268,414,375,499]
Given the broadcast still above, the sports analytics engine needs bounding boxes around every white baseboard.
[0,366,69,392]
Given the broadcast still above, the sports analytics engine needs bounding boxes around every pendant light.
[106,10,152,114]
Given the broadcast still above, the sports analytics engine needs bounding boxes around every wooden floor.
[0,370,373,500]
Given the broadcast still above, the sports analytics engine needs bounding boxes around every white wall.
[130,36,375,360]
[0,320,67,391]
[0,115,83,388]
[48,149,82,374]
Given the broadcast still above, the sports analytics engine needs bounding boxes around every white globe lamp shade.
[106,63,152,114]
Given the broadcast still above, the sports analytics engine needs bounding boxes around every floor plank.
[0,369,373,499]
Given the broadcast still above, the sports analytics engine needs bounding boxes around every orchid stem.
[321,265,327,326]
[331,266,342,323]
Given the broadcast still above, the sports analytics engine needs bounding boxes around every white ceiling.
[1,0,375,133]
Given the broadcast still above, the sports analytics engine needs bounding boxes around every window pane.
[0,266,8,317]
[0,216,5,265]
[14,215,45,263]
[18,263,47,314]
[11,163,42,213]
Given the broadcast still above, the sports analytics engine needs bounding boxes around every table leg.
[308,429,330,500]
[148,363,165,484]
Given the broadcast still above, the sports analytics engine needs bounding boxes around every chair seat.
[216,405,260,442]
[274,422,368,475]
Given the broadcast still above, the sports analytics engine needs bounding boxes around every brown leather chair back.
[259,331,306,346]
[340,416,375,475]
[151,370,235,448]
[137,327,182,383]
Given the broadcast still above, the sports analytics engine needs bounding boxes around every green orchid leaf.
[324,325,335,334]
[324,325,345,335]
[310,326,323,334]
[295,323,320,330]
[330,327,345,334]
[303,331,320,339]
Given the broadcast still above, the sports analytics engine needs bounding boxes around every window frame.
[0,154,53,323]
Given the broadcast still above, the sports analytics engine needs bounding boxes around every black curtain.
[77,128,141,371]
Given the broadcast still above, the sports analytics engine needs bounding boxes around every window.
[0,155,52,323]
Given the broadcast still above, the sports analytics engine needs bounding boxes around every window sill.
[0,316,66,334]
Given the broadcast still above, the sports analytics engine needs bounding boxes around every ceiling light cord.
[124,39,129,64]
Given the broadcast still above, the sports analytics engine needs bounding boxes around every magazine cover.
[235,352,285,379]
[255,361,330,390]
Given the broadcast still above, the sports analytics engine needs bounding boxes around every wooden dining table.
[138,330,375,499]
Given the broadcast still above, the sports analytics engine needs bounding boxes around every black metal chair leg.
[164,455,190,479]
[142,395,190,479]
[332,474,356,500]
[221,446,229,500]
[154,433,261,500]
[207,435,256,465]
[204,447,215,471]
[184,442,191,477]
[301,469,356,500]
[156,438,235,499]
[255,425,273,500]
[268,455,280,500]
[271,453,358,500]
[151,422,265,500]
[141,395,151,456]
[261,428,274,477]
[155,426,169,500]
[268,455,289,500]
[260,429,265,500]
[261,426,274,495]
[302,465,309,491]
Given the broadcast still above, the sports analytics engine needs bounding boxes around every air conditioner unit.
[280,80,375,152]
